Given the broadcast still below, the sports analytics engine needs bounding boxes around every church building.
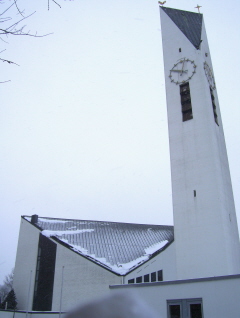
[10,6,240,318]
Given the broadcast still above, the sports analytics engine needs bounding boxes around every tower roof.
[161,7,203,49]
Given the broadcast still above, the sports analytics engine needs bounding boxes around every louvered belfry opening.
[180,82,193,121]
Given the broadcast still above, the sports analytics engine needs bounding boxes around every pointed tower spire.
[161,7,203,49]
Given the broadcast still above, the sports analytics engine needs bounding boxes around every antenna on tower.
[195,4,202,13]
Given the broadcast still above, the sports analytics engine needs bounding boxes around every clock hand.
[171,70,188,73]
[181,59,185,75]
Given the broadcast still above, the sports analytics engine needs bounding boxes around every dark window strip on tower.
[210,87,219,126]
[32,234,57,311]
[180,82,193,121]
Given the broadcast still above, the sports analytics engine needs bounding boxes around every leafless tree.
[0,0,61,82]
[0,268,14,303]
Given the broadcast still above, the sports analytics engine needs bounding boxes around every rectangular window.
[180,82,193,122]
[128,278,135,284]
[136,276,142,283]
[157,270,163,281]
[144,274,150,283]
[210,87,219,125]
[167,298,203,318]
[151,272,156,282]
[32,234,57,311]
[169,304,181,318]
[189,303,203,318]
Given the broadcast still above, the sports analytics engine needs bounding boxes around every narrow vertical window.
[136,276,142,283]
[144,274,150,282]
[151,272,156,282]
[180,82,193,121]
[157,270,163,281]
[210,87,219,125]
[32,234,57,311]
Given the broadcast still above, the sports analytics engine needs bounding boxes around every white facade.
[125,242,177,283]
[13,218,39,311]
[51,238,121,311]
[110,274,240,318]
[160,7,240,279]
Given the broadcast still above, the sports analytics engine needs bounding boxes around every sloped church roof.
[23,215,174,276]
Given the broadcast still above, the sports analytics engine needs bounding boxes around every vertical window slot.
[180,82,193,122]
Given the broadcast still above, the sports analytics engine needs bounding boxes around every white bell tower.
[160,7,240,279]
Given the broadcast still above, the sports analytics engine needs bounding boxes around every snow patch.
[144,240,168,254]
[40,219,69,224]
[68,240,169,275]
[42,229,94,237]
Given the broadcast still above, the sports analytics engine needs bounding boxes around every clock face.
[204,62,216,90]
[169,58,197,85]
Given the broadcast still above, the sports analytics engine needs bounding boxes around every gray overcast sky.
[1,0,240,284]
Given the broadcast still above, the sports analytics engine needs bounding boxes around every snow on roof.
[23,216,174,275]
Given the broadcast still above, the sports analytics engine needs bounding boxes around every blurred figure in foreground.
[65,291,159,318]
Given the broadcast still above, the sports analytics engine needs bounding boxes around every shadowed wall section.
[32,234,57,311]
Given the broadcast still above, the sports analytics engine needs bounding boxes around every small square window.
[128,278,134,284]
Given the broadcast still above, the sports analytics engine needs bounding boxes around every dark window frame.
[136,276,143,283]
[180,82,193,122]
[167,298,203,318]
[144,274,150,283]
[151,272,157,282]
[210,87,219,126]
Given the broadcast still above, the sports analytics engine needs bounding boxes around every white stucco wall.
[13,218,40,311]
[160,8,240,279]
[125,242,176,283]
[51,240,122,312]
[110,274,240,318]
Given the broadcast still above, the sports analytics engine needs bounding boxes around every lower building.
[13,215,174,312]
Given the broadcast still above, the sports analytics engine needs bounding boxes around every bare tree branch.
[48,0,62,10]
[0,2,15,17]
[13,0,24,18]
[0,0,61,83]
[0,57,19,66]
[0,12,52,37]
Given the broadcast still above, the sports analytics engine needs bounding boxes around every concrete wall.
[51,240,122,312]
[125,242,176,283]
[0,311,63,318]
[110,274,240,318]
[160,8,240,279]
[13,218,40,311]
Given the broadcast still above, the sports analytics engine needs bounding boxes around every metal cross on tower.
[195,4,202,13]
